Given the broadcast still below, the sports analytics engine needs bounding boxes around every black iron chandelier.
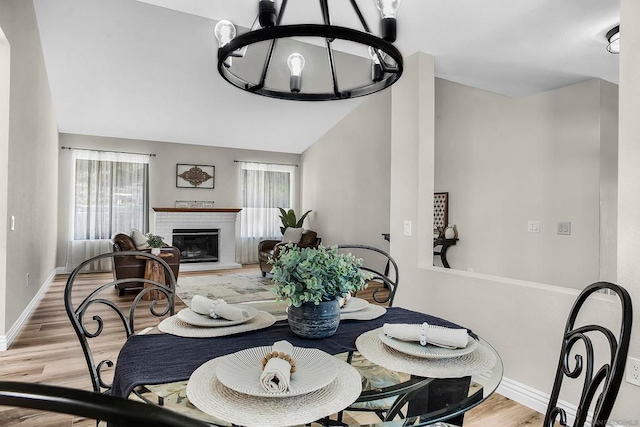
[213,0,403,101]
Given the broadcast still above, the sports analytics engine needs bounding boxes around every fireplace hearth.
[172,229,219,263]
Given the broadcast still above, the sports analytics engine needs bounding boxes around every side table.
[433,238,458,269]
[135,253,174,301]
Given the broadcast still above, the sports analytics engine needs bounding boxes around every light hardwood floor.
[0,265,544,426]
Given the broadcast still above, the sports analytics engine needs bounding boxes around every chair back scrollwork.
[0,381,209,427]
[544,282,632,427]
[64,251,176,394]
[336,244,399,307]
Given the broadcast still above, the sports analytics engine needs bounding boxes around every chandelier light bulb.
[287,53,305,93]
[287,53,305,77]
[214,20,237,67]
[214,20,236,48]
[375,0,401,18]
[375,0,401,42]
[368,46,387,65]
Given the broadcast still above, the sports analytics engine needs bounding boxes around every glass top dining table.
[111,300,503,427]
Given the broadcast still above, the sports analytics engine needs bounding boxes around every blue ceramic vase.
[287,299,340,339]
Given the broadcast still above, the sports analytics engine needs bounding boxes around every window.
[67,149,149,270]
[237,162,296,263]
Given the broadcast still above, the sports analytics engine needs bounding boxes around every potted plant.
[145,233,165,255]
[270,244,372,338]
[278,208,312,234]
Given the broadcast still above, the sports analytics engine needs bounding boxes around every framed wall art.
[176,164,215,189]
[434,192,449,231]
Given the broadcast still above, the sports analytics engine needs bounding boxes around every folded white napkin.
[260,340,294,392]
[383,323,469,349]
[338,293,352,308]
[190,295,249,321]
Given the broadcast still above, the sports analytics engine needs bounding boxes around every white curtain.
[236,162,296,263]
[67,149,149,271]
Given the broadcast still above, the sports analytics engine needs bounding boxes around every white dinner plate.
[340,297,369,313]
[176,305,258,327]
[378,332,478,359]
[215,346,338,398]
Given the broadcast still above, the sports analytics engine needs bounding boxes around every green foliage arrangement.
[145,233,165,248]
[270,244,372,307]
[278,208,312,234]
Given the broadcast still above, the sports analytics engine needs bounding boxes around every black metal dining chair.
[336,244,399,307]
[544,281,632,427]
[435,281,633,427]
[332,244,413,421]
[0,381,209,427]
[65,251,177,396]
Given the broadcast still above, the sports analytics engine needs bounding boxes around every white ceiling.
[33,0,620,154]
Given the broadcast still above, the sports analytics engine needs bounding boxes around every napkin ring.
[208,299,226,319]
[261,351,297,373]
[420,322,429,346]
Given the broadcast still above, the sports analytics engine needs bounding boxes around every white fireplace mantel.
[152,208,242,271]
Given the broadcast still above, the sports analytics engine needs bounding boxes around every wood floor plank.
[0,264,543,426]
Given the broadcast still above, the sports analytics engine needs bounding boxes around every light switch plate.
[527,221,540,233]
[403,220,412,236]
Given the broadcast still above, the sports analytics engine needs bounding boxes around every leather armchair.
[112,233,181,296]
[258,230,321,277]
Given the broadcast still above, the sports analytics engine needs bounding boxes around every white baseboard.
[0,268,58,351]
[497,376,615,427]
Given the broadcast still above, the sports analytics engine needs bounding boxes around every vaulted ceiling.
[33,0,620,153]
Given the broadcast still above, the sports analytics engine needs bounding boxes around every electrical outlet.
[627,357,640,386]
[557,221,571,235]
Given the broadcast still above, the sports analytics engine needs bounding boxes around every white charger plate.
[379,332,478,359]
[176,305,258,327]
[340,297,369,313]
[215,346,337,398]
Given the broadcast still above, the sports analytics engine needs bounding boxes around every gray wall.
[300,90,391,249]
[57,133,300,268]
[389,52,638,422]
[0,0,59,335]
[434,78,614,288]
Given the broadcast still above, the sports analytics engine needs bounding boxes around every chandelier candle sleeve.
[259,0,277,27]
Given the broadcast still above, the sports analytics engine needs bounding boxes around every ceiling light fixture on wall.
[606,25,620,54]
[213,0,404,101]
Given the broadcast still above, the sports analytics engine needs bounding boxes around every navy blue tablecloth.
[111,307,466,398]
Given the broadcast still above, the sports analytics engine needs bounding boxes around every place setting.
[186,340,362,427]
[158,295,276,338]
[339,293,387,321]
[356,322,497,378]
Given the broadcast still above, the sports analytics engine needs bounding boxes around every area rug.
[176,271,276,306]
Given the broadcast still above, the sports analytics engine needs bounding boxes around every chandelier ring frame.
[217,24,404,101]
